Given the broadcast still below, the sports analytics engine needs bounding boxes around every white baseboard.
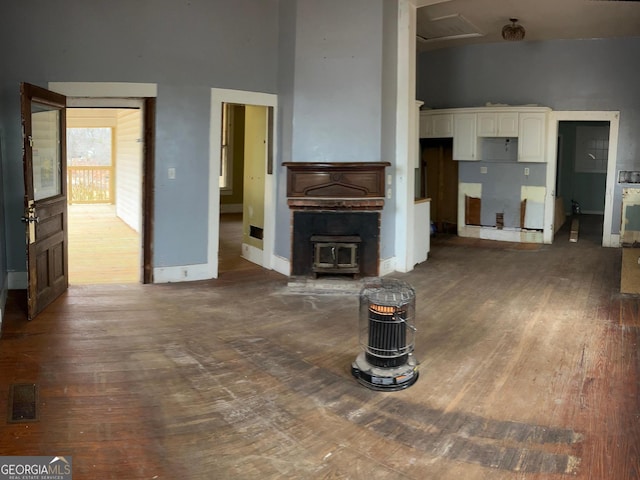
[459,225,543,244]
[242,243,264,266]
[271,255,290,276]
[608,234,621,248]
[379,257,396,277]
[153,263,212,283]
[8,271,27,290]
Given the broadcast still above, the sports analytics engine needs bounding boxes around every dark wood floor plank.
[1,215,638,479]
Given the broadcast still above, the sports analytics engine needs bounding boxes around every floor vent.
[8,383,38,422]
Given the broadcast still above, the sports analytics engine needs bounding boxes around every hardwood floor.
[1,215,638,479]
[68,204,140,285]
[68,208,249,284]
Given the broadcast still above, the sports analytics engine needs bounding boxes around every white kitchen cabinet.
[518,112,547,162]
[453,113,478,160]
[477,111,519,137]
[420,112,453,138]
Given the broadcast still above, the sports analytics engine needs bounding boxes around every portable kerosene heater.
[351,278,419,391]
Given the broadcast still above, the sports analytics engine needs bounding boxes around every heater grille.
[366,303,410,367]
[352,278,419,391]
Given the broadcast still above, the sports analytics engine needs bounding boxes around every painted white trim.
[611,234,621,248]
[242,243,264,266]
[394,0,418,273]
[546,111,620,247]
[66,98,145,108]
[272,255,290,277]
[460,225,543,243]
[48,82,157,98]
[481,227,543,243]
[209,89,278,279]
[379,257,397,277]
[153,263,210,283]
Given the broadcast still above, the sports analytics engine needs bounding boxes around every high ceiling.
[416,0,640,51]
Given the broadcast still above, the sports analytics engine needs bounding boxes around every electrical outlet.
[524,167,530,176]
[480,166,488,174]
[168,167,176,179]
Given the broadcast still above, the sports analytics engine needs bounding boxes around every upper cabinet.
[420,106,550,163]
[453,113,478,160]
[517,112,547,163]
[420,112,453,138]
[477,111,519,137]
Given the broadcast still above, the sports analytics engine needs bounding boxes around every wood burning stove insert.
[291,211,379,277]
[311,235,361,277]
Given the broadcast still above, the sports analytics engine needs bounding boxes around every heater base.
[351,352,419,391]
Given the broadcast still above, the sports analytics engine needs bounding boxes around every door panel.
[422,138,458,233]
[21,82,68,320]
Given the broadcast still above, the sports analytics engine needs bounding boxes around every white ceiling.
[416,0,640,51]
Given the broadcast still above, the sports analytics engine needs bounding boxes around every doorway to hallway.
[66,107,143,284]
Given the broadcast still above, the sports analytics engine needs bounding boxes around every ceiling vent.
[417,13,484,43]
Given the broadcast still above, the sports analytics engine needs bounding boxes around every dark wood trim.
[287,198,385,210]
[20,82,68,320]
[283,162,391,199]
[142,97,156,284]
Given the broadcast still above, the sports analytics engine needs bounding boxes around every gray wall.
[0,0,279,276]
[0,0,417,284]
[417,37,640,235]
[275,0,298,261]
[290,0,384,163]
[0,130,5,292]
[379,0,398,259]
[274,0,395,260]
[459,138,546,228]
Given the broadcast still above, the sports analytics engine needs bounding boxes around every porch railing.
[67,166,114,204]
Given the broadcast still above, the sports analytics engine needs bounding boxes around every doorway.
[218,103,271,275]
[208,89,277,279]
[66,107,143,284]
[555,120,609,243]
[419,137,458,234]
[49,81,158,282]
[546,111,619,247]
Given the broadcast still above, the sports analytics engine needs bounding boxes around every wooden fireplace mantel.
[283,162,391,199]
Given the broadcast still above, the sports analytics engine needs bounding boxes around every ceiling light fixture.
[501,18,525,41]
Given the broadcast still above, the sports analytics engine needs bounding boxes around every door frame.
[544,111,620,247]
[48,82,157,282]
[208,89,277,278]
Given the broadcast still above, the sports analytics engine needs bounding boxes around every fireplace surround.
[283,162,391,278]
